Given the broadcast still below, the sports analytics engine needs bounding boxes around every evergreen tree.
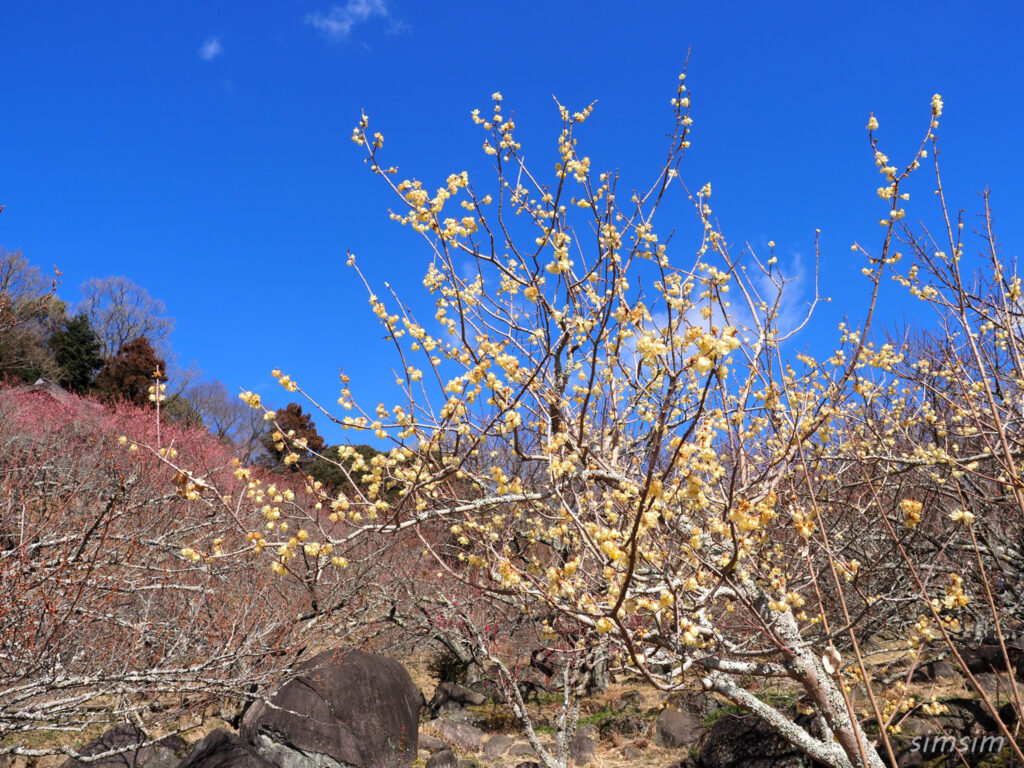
[50,313,103,392]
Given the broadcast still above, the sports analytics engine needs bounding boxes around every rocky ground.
[2,646,1021,768]
[410,675,1021,768]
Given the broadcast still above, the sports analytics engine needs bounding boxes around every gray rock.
[418,735,447,752]
[465,667,503,704]
[483,734,513,758]
[507,743,536,757]
[615,690,645,710]
[910,659,957,682]
[620,745,644,760]
[654,707,703,748]
[250,734,351,768]
[178,730,277,768]
[597,714,647,740]
[424,750,457,768]
[663,691,719,718]
[434,721,485,753]
[241,648,421,768]
[568,733,596,765]
[429,682,486,713]
[434,709,480,727]
[59,724,188,768]
[976,672,1019,699]
[957,644,1024,680]
[699,715,811,768]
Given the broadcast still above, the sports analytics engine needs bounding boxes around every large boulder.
[655,707,703,748]
[240,649,422,768]
[432,721,485,753]
[699,715,810,768]
[59,724,187,768]
[568,732,596,765]
[482,734,513,759]
[958,644,1024,680]
[507,743,537,757]
[177,730,276,768]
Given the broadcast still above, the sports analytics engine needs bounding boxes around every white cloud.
[385,17,412,36]
[306,0,395,41]
[198,36,223,61]
[750,250,809,339]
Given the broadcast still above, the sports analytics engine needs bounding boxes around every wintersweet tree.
[170,79,1020,768]
[322,76,896,768]
[831,177,1024,752]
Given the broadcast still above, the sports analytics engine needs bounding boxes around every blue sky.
[3,2,1022,444]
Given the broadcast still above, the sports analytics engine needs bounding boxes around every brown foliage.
[93,336,166,406]
[265,402,326,464]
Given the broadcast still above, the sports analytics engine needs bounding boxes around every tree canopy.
[94,336,167,406]
[79,275,174,358]
[264,401,326,467]
[50,312,103,392]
